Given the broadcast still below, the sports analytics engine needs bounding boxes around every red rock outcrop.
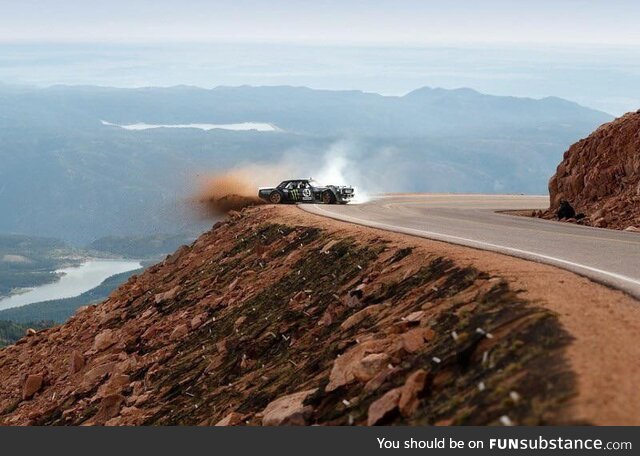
[547,111,640,230]
[0,206,575,426]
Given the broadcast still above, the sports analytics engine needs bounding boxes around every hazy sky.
[1,1,639,115]
[1,0,640,46]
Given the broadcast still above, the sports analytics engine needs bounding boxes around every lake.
[101,120,280,132]
[0,259,142,310]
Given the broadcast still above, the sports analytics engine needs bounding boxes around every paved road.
[300,194,640,299]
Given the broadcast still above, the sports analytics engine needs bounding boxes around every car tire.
[269,191,282,204]
[321,190,336,204]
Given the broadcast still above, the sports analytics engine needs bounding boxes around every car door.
[286,181,302,202]
[300,181,314,202]
[281,181,296,202]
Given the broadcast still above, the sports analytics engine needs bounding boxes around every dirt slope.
[1,206,639,425]
[547,111,640,230]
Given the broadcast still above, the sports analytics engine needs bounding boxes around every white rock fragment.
[500,415,514,426]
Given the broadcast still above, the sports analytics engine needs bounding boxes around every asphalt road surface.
[300,194,640,299]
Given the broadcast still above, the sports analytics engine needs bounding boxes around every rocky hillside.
[0,206,577,425]
[547,111,640,230]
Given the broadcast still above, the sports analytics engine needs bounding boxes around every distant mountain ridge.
[0,84,612,244]
[2,84,608,136]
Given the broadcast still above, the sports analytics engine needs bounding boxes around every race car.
[258,178,354,204]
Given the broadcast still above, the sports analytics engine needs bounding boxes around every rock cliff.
[547,111,640,230]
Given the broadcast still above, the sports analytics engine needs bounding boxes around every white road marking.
[305,204,640,293]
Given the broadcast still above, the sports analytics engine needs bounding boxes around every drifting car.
[258,178,354,204]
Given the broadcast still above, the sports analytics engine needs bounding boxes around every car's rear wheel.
[321,190,336,204]
[269,191,282,204]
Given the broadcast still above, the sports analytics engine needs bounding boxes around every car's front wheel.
[269,191,283,204]
[321,190,336,204]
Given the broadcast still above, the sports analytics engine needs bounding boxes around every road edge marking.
[301,204,640,299]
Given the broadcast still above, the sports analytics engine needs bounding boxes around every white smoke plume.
[308,141,372,204]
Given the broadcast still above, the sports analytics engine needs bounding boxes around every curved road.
[300,194,640,299]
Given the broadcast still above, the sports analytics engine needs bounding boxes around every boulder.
[115,355,137,374]
[216,339,228,355]
[97,374,131,398]
[215,412,243,426]
[170,324,189,341]
[93,329,117,352]
[141,324,159,341]
[22,374,44,400]
[367,388,401,425]
[69,350,85,374]
[154,286,180,305]
[234,315,247,329]
[190,313,207,329]
[340,305,383,330]
[402,310,425,323]
[364,367,399,393]
[593,217,608,228]
[398,369,429,417]
[326,339,391,391]
[353,353,390,382]
[82,362,117,388]
[401,327,434,353]
[94,394,125,424]
[261,389,317,426]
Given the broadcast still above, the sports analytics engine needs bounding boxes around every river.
[0,259,142,310]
